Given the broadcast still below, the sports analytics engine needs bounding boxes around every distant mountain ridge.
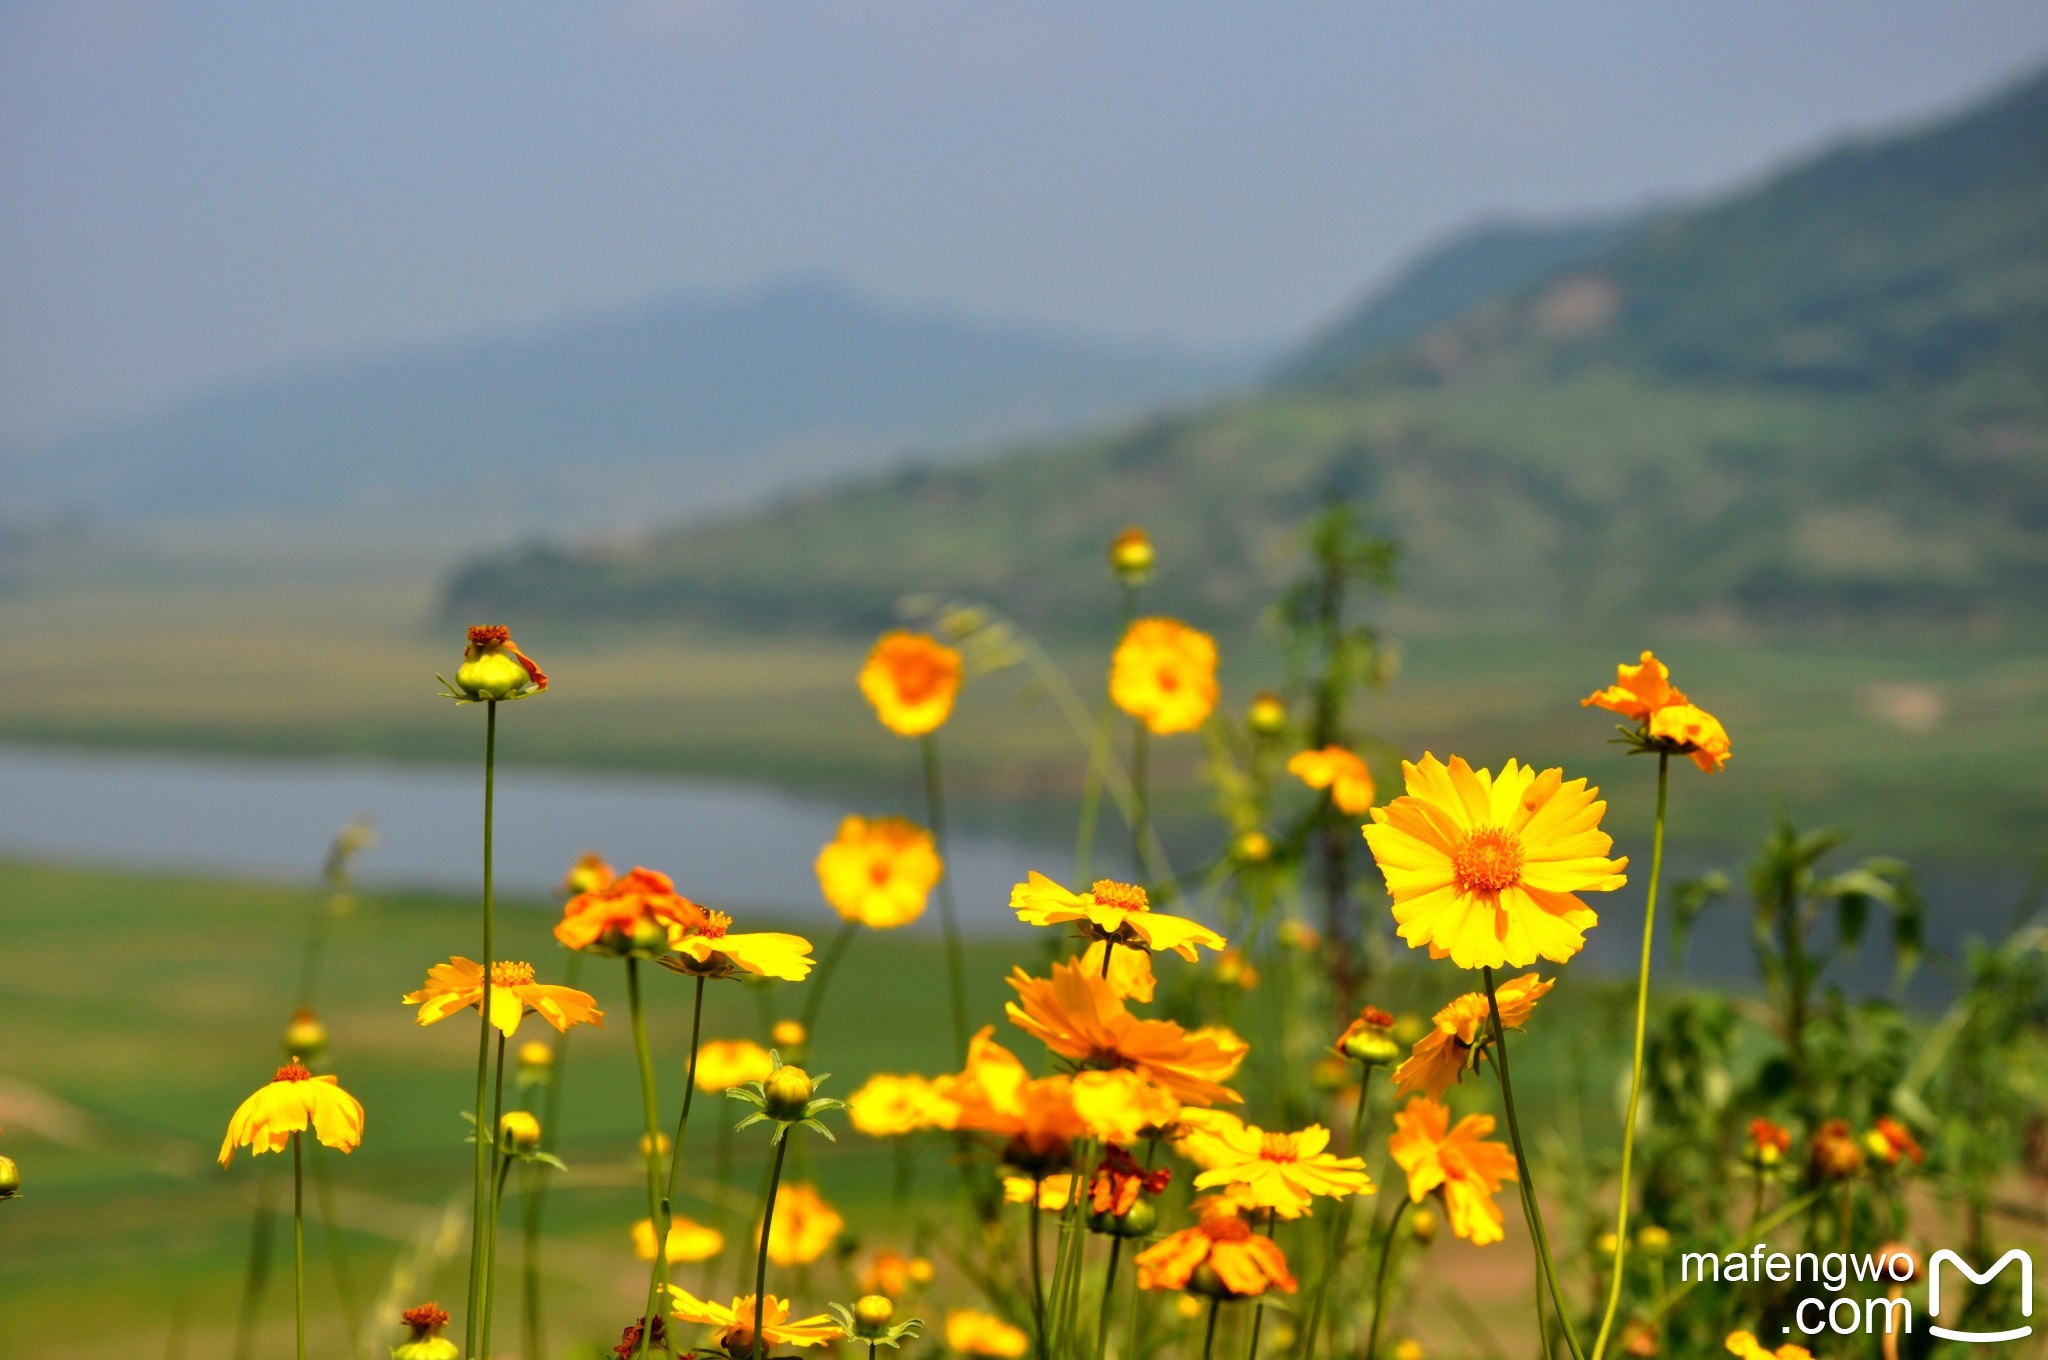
[447,65,2048,635]
[4,276,1249,527]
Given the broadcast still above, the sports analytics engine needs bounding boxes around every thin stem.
[292,1133,306,1360]
[466,699,499,1359]
[798,921,859,1038]
[480,1033,508,1358]
[921,732,971,1059]
[638,976,710,1357]
[1201,1297,1222,1360]
[753,1136,792,1359]
[1482,966,1585,1360]
[1099,941,1116,980]
[1244,1213,1276,1360]
[1095,1235,1123,1360]
[1362,1196,1411,1360]
[1029,1184,1049,1357]
[626,958,665,1360]
[1300,1068,1374,1360]
[524,949,583,1360]
[231,1171,277,1360]
[1129,723,1150,882]
[1075,583,1140,880]
[1591,752,1668,1360]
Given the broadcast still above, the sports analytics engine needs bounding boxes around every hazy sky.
[4,2,2046,443]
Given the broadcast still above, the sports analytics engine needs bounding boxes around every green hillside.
[448,68,2048,635]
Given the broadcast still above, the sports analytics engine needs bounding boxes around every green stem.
[1300,1068,1374,1359]
[231,1171,277,1360]
[921,732,971,1060]
[466,699,499,1359]
[753,1136,792,1360]
[1482,966,1585,1360]
[1029,1184,1049,1358]
[1201,1297,1222,1360]
[1095,1235,1123,1360]
[1245,1214,1276,1360]
[292,1133,306,1360]
[639,976,710,1356]
[1362,1196,1411,1360]
[1590,753,1668,1360]
[524,951,582,1360]
[626,958,665,1360]
[797,921,859,1038]
[1130,723,1150,883]
[480,1033,508,1358]
[1075,583,1139,880]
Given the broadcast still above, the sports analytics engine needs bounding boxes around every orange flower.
[668,1289,843,1351]
[450,623,548,701]
[1089,1144,1171,1218]
[1191,1122,1373,1218]
[1581,651,1686,722]
[1725,1331,1815,1360]
[859,1250,935,1299]
[1288,747,1377,815]
[694,1039,776,1094]
[1869,1115,1924,1167]
[859,632,963,737]
[554,866,706,955]
[1746,1116,1793,1168]
[1388,1097,1518,1245]
[1011,873,1225,960]
[1069,1068,1182,1145]
[758,1182,843,1265]
[1810,1120,1865,1180]
[1363,753,1628,969]
[219,1061,365,1166]
[1134,1209,1297,1298]
[815,815,942,929]
[1110,618,1218,735]
[403,957,603,1038]
[1005,961,1246,1106]
[846,1073,947,1136]
[928,1029,1086,1168]
[560,852,616,897]
[1391,974,1552,1100]
[1583,651,1731,773]
[945,1310,1030,1357]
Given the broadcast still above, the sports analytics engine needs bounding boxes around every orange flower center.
[490,961,536,986]
[891,654,943,702]
[1090,879,1150,914]
[274,1061,312,1082]
[402,1304,450,1336]
[468,624,509,646]
[1200,1216,1253,1242]
[1452,826,1524,896]
[868,860,894,887]
[697,910,732,940]
[1258,1132,1299,1163]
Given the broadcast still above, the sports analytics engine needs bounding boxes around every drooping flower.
[219,1061,365,1166]
[1191,1122,1373,1219]
[859,632,963,737]
[662,907,817,982]
[1363,753,1628,969]
[1288,747,1377,815]
[694,1040,777,1094]
[1391,974,1553,1100]
[403,957,603,1037]
[1011,872,1225,959]
[945,1310,1030,1358]
[1387,1096,1517,1246]
[448,624,548,701]
[815,816,942,929]
[847,1073,947,1137]
[1069,1068,1182,1145]
[1005,961,1247,1106]
[392,1303,457,1360]
[1582,651,1731,773]
[758,1182,844,1265]
[633,1215,725,1264]
[667,1288,844,1351]
[1110,618,1218,735]
[1134,1208,1298,1298]
[555,866,708,956]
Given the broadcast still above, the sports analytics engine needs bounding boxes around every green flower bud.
[765,1066,816,1120]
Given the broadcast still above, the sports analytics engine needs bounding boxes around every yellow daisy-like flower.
[1724,1331,1815,1360]
[1583,650,1731,773]
[1110,618,1219,735]
[859,1249,935,1299]
[1134,1209,1298,1298]
[1005,960,1246,1106]
[1191,1122,1374,1218]
[1171,1108,1250,1171]
[694,1039,776,1094]
[662,909,816,982]
[758,1181,843,1266]
[668,1288,844,1351]
[633,1215,725,1264]
[1387,1096,1517,1246]
[815,815,942,929]
[218,1061,365,1166]
[846,1072,946,1137]
[859,631,963,737]
[1069,1068,1182,1146]
[1392,973,1552,1100]
[1011,872,1225,960]
[945,1310,1031,1358]
[1362,753,1628,970]
[1002,1172,1075,1211]
[1287,746,1377,815]
[1648,702,1732,773]
[402,957,604,1038]
[929,1030,1084,1164]
[1081,939,1156,1001]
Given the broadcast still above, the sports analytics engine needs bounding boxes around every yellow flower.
[218,1061,364,1166]
[1081,939,1156,1001]
[1363,753,1628,969]
[1387,1096,1517,1246]
[559,851,616,897]
[859,1250,935,1299]
[1392,974,1553,1100]
[1583,651,1731,773]
[1111,618,1218,735]
[663,909,817,982]
[1287,746,1377,815]
[1069,1068,1182,1145]
[1725,1331,1815,1360]
[758,1182,843,1266]
[394,1304,455,1360]
[1108,525,1155,583]
[859,631,963,737]
[1003,1173,1075,1211]
[694,1039,776,1094]
[668,1288,844,1351]
[1005,961,1247,1106]
[927,1029,1084,1169]
[452,624,548,700]
[1010,872,1225,960]
[1649,702,1732,773]
[402,957,603,1038]
[815,816,942,929]
[847,1073,946,1136]
[1213,948,1258,991]
[1134,1209,1298,1298]
[1191,1123,1374,1219]
[945,1310,1030,1358]
[633,1215,725,1263]
[1172,1108,1250,1171]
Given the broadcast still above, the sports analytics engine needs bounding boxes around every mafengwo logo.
[1928,1249,2034,1345]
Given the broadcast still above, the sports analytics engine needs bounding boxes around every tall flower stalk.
[726,1058,847,1358]
[920,732,971,1059]
[1077,526,1151,879]
[633,974,709,1359]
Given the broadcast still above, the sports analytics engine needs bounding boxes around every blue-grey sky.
[4,1,2046,442]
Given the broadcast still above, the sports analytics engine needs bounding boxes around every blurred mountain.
[448,66,2048,635]
[2,276,1249,527]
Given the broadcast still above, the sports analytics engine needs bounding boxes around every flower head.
[1111,618,1218,735]
[1011,872,1225,960]
[695,1039,776,1094]
[1583,651,1731,773]
[393,1303,456,1360]
[757,1182,843,1265]
[1868,1115,1924,1167]
[219,1061,365,1166]
[847,1073,947,1137]
[1725,1331,1815,1360]
[1810,1119,1866,1180]
[1006,960,1247,1106]
[1004,1173,1075,1211]
[283,1006,329,1062]
[668,1288,844,1352]
[860,632,963,737]
[830,1296,924,1350]
[859,1250,935,1299]
[730,1054,845,1144]
[1088,1144,1171,1224]
[1191,1122,1374,1219]
[1746,1116,1793,1169]
[561,851,617,897]
[634,1215,725,1264]
[1391,974,1552,1100]
[816,816,941,929]
[945,1310,1030,1357]
[1070,1068,1182,1145]
[663,907,817,982]
[610,1318,670,1360]
[403,957,603,1038]
[1108,525,1156,584]
[1388,1096,1517,1245]
[1134,1208,1298,1299]
[1288,747,1377,816]
[1363,753,1628,969]
[1246,691,1288,738]
[446,624,548,702]
[927,1029,1085,1169]
[555,866,706,957]
[1335,1006,1401,1067]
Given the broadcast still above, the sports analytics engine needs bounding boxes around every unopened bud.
[1245,691,1288,737]
[1088,1197,1157,1238]
[1407,1206,1437,1244]
[1336,1007,1400,1067]
[1636,1224,1671,1257]
[0,1155,20,1200]
[628,916,672,956]
[1234,831,1273,864]
[283,1007,329,1062]
[1108,526,1155,584]
[517,1040,554,1074]
[853,1295,895,1329]
[499,1111,541,1151]
[764,1066,816,1120]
